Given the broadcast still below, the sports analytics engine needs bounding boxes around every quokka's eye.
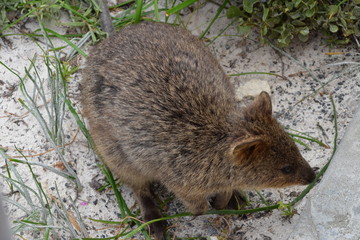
[281,166,295,174]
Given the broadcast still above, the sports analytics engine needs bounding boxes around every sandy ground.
[1,2,360,239]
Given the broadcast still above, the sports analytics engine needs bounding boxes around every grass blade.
[42,28,87,57]
[98,164,151,239]
[199,0,228,39]
[0,8,37,34]
[165,0,197,16]
[228,71,288,80]
[290,94,338,206]
[287,132,330,148]
[134,0,144,23]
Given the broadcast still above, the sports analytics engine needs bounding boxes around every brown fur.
[81,21,315,239]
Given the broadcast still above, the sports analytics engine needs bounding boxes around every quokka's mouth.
[298,176,316,185]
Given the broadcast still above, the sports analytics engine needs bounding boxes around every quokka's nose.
[304,167,316,184]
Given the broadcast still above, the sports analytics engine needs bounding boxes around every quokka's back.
[82,21,240,180]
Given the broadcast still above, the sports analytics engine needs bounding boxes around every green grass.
[0,0,354,239]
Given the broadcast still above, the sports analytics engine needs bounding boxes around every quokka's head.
[228,92,315,189]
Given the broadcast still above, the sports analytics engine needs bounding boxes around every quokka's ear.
[243,91,272,120]
[230,136,265,165]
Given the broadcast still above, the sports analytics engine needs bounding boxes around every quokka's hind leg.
[132,183,166,240]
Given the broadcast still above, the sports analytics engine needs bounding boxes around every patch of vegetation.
[225,0,360,47]
[0,0,106,41]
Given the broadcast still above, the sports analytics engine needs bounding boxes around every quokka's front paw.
[188,200,209,216]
